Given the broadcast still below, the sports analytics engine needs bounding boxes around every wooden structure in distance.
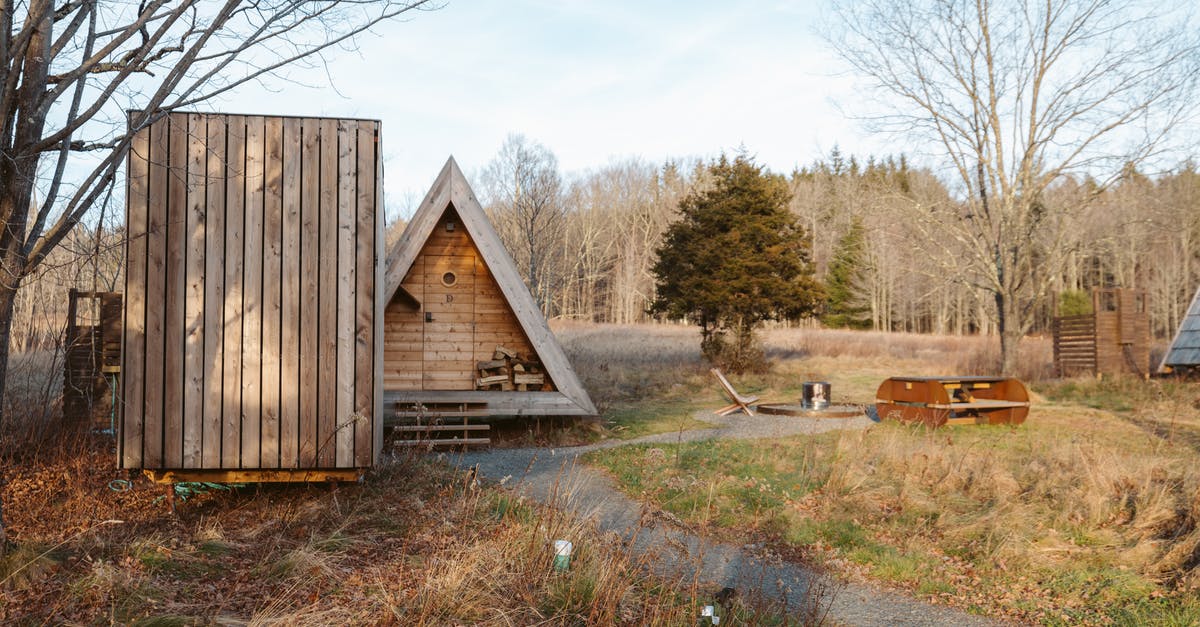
[1160,284,1200,374]
[875,376,1030,428]
[381,157,596,417]
[121,111,383,482]
[1052,288,1150,378]
[64,290,122,429]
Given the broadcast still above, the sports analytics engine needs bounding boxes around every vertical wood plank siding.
[142,119,168,468]
[163,115,187,468]
[183,113,206,468]
[241,115,264,469]
[280,118,302,468]
[298,118,320,467]
[317,118,338,467]
[203,115,227,468]
[122,113,381,471]
[121,117,149,468]
[222,116,246,469]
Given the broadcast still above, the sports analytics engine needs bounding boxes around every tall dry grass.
[0,444,822,624]
[760,326,1055,382]
[807,403,1200,622]
[1,345,88,462]
[554,321,1056,411]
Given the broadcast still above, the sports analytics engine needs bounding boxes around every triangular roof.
[384,157,596,416]
[1160,284,1200,371]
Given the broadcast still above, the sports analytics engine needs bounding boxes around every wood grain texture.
[143,117,169,468]
[260,116,283,469]
[183,113,206,469]
[162,114,187,468]
[335,120,356,468]
[317,118,338,467]
[373,122,385,464]
[354,122,375,467]
[123,113,381,473]
[280,117,302,468]
[298,117,320,467]
[241,116,264,469]
[202,114,227,468]
[221,116,246,469]
[121,117,149,469]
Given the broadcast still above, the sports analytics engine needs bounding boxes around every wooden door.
[423,254,475,389]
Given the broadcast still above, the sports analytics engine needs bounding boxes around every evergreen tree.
[1058,289,1093,316]
[822,217,872,329]
[651,154,823,373]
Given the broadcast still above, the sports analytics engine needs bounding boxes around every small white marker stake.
[553,540,573,571]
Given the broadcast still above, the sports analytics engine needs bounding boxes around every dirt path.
[450,412,1010,626]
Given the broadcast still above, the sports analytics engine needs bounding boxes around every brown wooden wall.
[122,112,382,471]
[1052,288,1149,377]
[384,205,543,391]
[1053,314,1096,377]
[65,290,123,428]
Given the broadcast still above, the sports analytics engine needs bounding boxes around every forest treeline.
[478,137,1200,340]
[12,140,1200,353]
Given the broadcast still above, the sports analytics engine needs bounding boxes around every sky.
[220,1,889,218]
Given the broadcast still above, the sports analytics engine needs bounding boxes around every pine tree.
[822,217,872,329]
[651,154,823,373]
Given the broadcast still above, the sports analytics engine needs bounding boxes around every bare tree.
[832,0,1200,373]
[481,134,566,315]
[0,0,435,547]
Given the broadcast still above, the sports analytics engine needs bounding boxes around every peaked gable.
[383,158,596,416]
[1161,284,1200,370]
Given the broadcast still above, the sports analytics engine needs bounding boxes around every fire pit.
[755,403,864,418]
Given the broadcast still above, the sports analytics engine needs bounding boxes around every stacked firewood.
[475,345,548,391]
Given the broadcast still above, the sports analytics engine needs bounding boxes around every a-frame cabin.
[382,158,596,417]
[1160,284,1200,374]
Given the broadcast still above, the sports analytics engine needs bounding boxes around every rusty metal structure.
[875,376,1030,428]
[1052,288,1150,378]
[64,289,122,429]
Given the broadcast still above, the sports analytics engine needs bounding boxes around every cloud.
[218,0,888,203]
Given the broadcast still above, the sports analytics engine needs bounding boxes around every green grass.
[587,437,833,538]
[1110,597,1200,626]
[1035,378,1142,412]
[586,400,1200,625]
[601,402,715,440]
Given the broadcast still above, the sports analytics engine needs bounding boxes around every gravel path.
[447,412,1010,626]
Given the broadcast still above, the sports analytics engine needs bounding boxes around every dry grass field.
[2,322,1195,624]
[558,323,1200,626]
[0,439,797,624]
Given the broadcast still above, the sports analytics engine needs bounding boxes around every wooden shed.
[1052,288,1150,378]
[121,112,383,483]
[382,158,596,418]
[1160,284,1200,374]
[64,289,122,430]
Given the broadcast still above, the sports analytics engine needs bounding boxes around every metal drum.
[801,381,831,409]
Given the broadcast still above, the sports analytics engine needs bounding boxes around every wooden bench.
[711,368,758,416]
[388,402,491,448]
[391,424,492,448]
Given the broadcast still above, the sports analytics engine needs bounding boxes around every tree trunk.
[0,282,18,554]
[996,290,1023,376]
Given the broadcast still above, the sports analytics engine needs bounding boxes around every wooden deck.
[385,390,594,417]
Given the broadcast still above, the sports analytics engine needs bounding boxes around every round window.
[441,271,457,287]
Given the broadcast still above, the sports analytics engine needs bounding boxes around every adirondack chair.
[711,368,758,416]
